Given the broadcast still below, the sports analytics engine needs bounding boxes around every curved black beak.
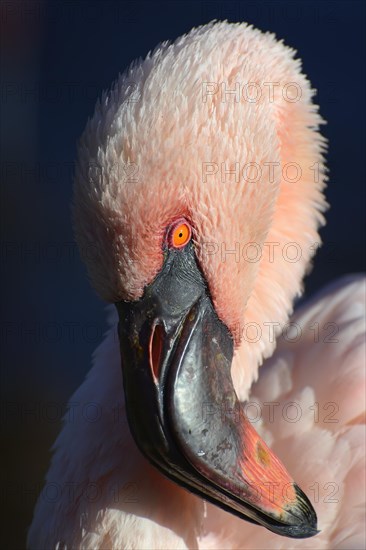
[116,242,318,539]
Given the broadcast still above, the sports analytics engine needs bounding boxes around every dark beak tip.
[284,525,320,539]
[281,483,319,539]
[294,483,317,517]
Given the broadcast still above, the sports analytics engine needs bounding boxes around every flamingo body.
[28,21,366,549]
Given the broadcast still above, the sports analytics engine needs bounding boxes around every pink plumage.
[28,21,365,549]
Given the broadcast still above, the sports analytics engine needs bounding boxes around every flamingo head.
[73,22,326,538]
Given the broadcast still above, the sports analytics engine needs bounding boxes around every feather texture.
[28,21,365,549]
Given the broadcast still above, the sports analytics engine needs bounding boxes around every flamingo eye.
[168,219,192,249]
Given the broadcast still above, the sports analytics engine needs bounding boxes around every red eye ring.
[167,218,192,249]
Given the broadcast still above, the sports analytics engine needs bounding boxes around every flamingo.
[28,21,365,549]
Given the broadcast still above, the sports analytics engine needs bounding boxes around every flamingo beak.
[116,242,318,539]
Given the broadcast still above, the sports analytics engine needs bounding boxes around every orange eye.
[169,219,192,249]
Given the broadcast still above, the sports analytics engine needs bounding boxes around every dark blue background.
[1,1,365,547]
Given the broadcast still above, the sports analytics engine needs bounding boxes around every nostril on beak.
[149,323,164,383]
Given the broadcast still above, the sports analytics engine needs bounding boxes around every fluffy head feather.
[73,20,327,397]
